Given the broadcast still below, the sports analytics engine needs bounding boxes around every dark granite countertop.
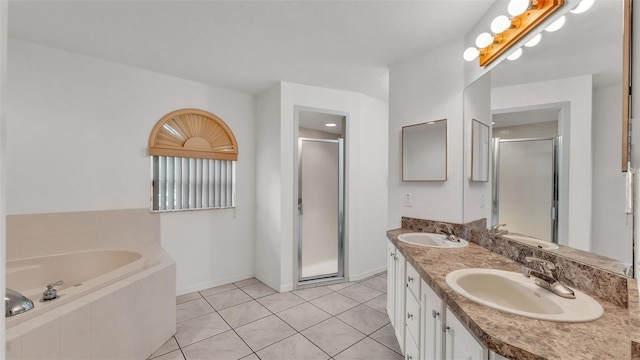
[387,228,631,360]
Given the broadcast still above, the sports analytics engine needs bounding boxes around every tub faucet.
[490,224,508,235]
[5,288,34,317]
[522,257,575,299]
[41,280,64,302]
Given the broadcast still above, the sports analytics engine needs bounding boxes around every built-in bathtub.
[5,248,176,360]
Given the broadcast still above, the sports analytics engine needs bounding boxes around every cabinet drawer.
[405,328,419,360]
[406,261,420,299]
[405,289,420,342]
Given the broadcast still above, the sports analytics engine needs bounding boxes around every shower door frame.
[293,106,349,288]
[492,137,559,244]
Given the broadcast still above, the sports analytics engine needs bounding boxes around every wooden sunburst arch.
[149,108,238,161]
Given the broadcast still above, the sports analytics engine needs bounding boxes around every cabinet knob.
[407,313,413,320]
[390,252,394,257]
[407,356,413,360]
[407,276,414,283]
[432,310,440,318]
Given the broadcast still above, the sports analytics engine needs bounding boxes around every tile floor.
[149,272,402,360]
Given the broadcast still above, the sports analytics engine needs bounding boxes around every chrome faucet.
[437,229,460,242]
[489,223,508,235]
[41,280,63,302]
[522,257,575,299]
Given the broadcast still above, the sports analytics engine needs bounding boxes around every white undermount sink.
[397,232,469,248]
[504,234,559,250]
[445,268,603,322]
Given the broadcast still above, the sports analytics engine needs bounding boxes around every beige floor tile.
[150,337,180,358]
[199,283,237,297]
[151,349,185,360]
[235,315,296,351]
[257,292,305,313]
[337,284,383,303]
[256,334,329,360]
[334,337,403,360]
[234,278,261,288]
[359,276,387,293]
[364,294,387,314]
[369,323,402,355]
[175,312,231,347]
[205,288,252,310]
[301,318,364,357]
[337,305,390,335]
[310,292,359,315]
[292,286,333,301]
[241,283,277,299]
[218,300,271,328]
[277,302,332,331]
[176,292,202,305]
[326,282,356,291]
[176,298,214,323]
[182,330,252,360]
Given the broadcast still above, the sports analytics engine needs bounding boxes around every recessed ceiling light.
[325,123,337,127]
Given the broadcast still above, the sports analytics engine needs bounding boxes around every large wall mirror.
[463,0,633,277]
[471,119,490,182]
[402,119,447,181]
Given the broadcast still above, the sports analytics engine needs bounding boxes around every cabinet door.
[420,280,443,360]
[394,250,406,353]
[387,241,396,327]
[445,307,488,360]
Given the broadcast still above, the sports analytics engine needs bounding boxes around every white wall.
[592,85,632,264]
[255,82,389,291]
[7,39,256,295]
[492,75,593,251]
[388,40,465,227]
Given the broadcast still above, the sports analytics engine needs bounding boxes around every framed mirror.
[470,119,490,182]
[402,119,447,181]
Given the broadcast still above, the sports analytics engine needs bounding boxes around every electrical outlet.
[404,193,413,207]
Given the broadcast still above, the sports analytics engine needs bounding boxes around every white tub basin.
[504,234,559,250]
[397,233,468,248]
[445,268,603,322]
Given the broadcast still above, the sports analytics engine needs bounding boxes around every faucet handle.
[524,257,556,275]
[47,280,64,289]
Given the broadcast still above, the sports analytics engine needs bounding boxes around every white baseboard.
[177,272,255,296]
[349,265,387,282]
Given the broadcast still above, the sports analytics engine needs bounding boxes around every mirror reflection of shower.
[296,109,346,283]
[491,107,560,244]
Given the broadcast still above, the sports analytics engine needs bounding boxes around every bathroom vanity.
[386,222,636,359]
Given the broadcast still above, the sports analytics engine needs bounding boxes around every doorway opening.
[294,107,347,286]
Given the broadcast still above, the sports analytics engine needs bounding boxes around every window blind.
[152,156,235,211]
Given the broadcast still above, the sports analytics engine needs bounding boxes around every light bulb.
[524,33,542,47]
[325,123,337,127]
[508,0,529,17]
[570,0,595,14]
[491,15,511,34]
[545,16,566,32]
[463,47,480,62]
[507,48,523,61]
[475,32,494,49]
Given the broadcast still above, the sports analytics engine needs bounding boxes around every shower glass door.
[494,138,558,243]
[298,138,344,281]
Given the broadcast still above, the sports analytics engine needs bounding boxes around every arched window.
[149,109,238,211]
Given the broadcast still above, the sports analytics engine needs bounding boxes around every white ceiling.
[7,0,495,101]
[299,111,344,135]
[493,108,560,128]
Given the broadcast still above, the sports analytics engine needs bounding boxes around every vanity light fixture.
[325,123,337,127]
[524,33,542,47]
[544,15,566,32]
[464,0,564,66]
[507,47,523,60]
[570,0,594,14]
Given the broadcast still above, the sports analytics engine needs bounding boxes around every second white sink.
[504,234,559,250]
[445,268,603,322]
[397,232,469,248]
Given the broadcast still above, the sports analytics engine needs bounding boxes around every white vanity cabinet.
[405,262,421,360]
[444,307,488,360]
[387,241,406,354]
[420,280,443,360]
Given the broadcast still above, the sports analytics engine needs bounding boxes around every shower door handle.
[298,199,303,215]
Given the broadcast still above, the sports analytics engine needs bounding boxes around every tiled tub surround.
[389,224,635,359]
[5,209,177,360]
